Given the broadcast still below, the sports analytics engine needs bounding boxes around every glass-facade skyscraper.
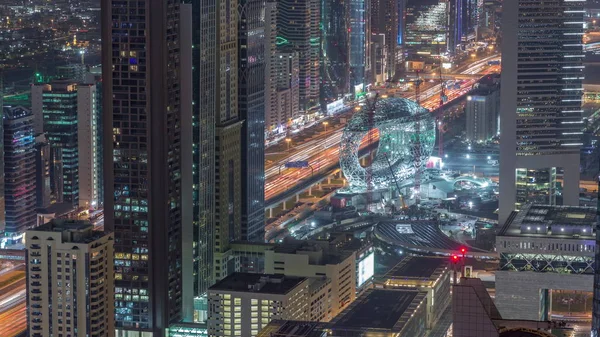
[32,81,80,207]
[186,0,243,321]
[404,0,447,58]
[238,0,266,243]
[101,0,186,334]
[498,0,585,224]
[3,106,36,236]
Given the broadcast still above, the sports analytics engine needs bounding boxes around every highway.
[0,264,26,337]
[264,55,501,202]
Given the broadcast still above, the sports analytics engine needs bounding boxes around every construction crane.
[364,93,379,211]
[413,70,423,206]
[436,43,448,158]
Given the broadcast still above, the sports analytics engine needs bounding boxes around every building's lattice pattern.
[339,98,435,193]
[500,253,594,275]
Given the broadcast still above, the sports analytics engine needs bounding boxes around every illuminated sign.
[327,99,345,114]
[285,161,309,168]
[357,252,375,287]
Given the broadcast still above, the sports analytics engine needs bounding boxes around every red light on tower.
[452,255,459,262]
[460,247,466,254]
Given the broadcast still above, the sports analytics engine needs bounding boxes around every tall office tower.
[273,49,301,129]
[77,83,99,209]
[321,0,350,106]
[465,84,500,142]
[265,1,279,134]
[448,0,464,53]
[3,106,36,236]
[371,0,398,79]
[371,33,387,84]
[187,0,243,316]
[238,0,266,243]
[277,0,321,117]
[31,81,79,207]
[25,219,114,337]
[0,80,4,235]
[498,0,585,224]
[35,134,51,209]
[350,0,369,92]
[101,0,188,334]
[404,0,448,59]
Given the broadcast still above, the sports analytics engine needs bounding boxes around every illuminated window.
[251,299,258,305]
[234,298,241,305]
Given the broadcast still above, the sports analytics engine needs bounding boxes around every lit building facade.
[495,204,595,320]
[404,0,448,59]
[273,49,300,132]
[101,0,188,334]
[3,106,36,236]
[320,0,369,105]
[371,0,398,79]
[499,0,585,223]
[77,83,100,209]
[264,241,357,321]
[25,219,114,337]
[186,0,244,313]
[238,0,266,242]
[207,273,310,337]
[465,88,499,142]
[32,81,80,207]
[277,0,321,116]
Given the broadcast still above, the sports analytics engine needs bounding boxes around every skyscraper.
[3,106,36,236]
[371,0,398,79]
[238,0,266,242]
[498,0,584,224]
[32,81,80,207]
[277,0,321,117]
[77,83,100,209]
[187,0,243,317]
[101,0,187,334]
[404,0,448,58]
[321,0,351,105]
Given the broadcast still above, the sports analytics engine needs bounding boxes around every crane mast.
[413,70,423,206]
[365,93,379,211]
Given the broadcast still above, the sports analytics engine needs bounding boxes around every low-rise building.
[376,256,451,330]
[264,238,357,321]
[495,204,595,320]
[207,273,310,337]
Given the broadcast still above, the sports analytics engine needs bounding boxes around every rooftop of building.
[209,273,307,295]
[256,321,327,337]
[498,204,596,240]
[385,256,449,280]
[29,219,109,244]
[269,238,353,265]
[330,289,426,331]
[2,105,32,119]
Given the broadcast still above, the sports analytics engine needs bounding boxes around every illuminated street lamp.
[466,154,470,159]
[285,138,292,150]
[323,121,329,132]
[487,155,491,160]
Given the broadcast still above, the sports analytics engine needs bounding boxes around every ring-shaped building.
[339,97,435,193]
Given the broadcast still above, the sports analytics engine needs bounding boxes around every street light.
[466,154,470,159]
[323,121,329,132]
[467,145,471,151]
[487,156,491,160]
[444,154,448,158]
[285,138,292,150]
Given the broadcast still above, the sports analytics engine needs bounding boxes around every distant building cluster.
[1,0,595,336]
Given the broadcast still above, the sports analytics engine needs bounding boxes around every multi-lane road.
[0,263,26,337]
[265,55,501,202]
